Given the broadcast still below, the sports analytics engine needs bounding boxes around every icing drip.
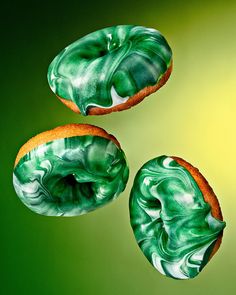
[48,25,172,115]
[129,156,225,279]
[13,136,129,216]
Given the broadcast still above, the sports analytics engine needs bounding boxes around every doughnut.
[13,124,129,216]
[47,25,172,116]
[129,155,226,279]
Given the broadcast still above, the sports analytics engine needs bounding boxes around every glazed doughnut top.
[130,156,226,279]
[48,25,172,115]
[13,135,129,216]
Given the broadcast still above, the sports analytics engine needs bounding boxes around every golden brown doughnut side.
[15,124,120,167]
[172,156,224,260]
[58,61,173,115]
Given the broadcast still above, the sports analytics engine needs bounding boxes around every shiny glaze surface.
[48,25,172,115]
[130,156,225,279]
[13,135,129,216]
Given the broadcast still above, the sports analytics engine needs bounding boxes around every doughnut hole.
[48,174,96,211]
[78,40,109,59]
[78,33,124,60]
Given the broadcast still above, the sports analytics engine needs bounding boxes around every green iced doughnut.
[47,25,172,116]
[13,124,129,216]
[130,155,226,279]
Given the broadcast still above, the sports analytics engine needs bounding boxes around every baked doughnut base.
[172,156,224,260]
[15,124,120,167]
[58,61,173,115]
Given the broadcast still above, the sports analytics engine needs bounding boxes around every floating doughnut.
[129,156,226,279]
[13,124,129,216]
[47,25,172,116]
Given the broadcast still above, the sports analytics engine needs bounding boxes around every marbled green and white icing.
[13,136,129,216]
[129,156,225,279]
[48,25,172,115]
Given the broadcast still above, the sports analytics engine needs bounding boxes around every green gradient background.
[1,0,236,293]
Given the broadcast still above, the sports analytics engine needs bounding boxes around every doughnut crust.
[13,124,129,216]
[129,156,226,279]
[48,25,173,116]
[172,156,223,260]
[58,62,173,115]
[14,124,120,167]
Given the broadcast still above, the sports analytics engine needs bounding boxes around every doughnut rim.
[14,124,120,167]
[172,156,224,261]
[57,61,173,115]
